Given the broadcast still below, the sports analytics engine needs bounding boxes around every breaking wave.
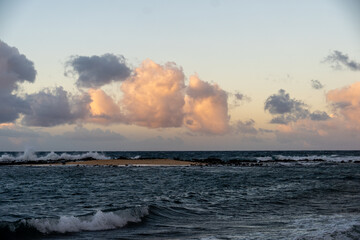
[0,149,109,163]
[0,207,149,237]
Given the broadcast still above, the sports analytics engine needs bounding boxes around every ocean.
[0,150,359,239]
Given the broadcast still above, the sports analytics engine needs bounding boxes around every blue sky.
[0,0,360,150]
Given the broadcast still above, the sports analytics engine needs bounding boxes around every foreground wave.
[0,206,148,237]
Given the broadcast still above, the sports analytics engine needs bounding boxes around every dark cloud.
[22,87,91,127]
[265,89,329,124]
[235,119,258,135]
[259,128,274,133]
[309,111,330,121]
[0,40,36,123]
[232,92,251,106]
[323,50,360,71]
[65,53,131,88]
[264,89,308,115]
[0,94,30,123]
[234,93,245,101]
[311,80,323,90]
[331,101,351,109]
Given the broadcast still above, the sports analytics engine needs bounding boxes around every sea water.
[0,151,359,239]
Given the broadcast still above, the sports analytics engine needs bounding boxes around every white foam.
[274,155,360,163]
[27,207,149,234]
[255,157,273,161]
[0,149,110,162]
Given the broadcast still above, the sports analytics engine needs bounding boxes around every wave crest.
[28,207,148,234]
[0,149,109,163]
[3,207,149,235]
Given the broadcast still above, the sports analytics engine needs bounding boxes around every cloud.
[235,119,258,135]
[231,91,251,106]
[264,89,309,124]
[326,81,360,123]
[22,87,91,127]
[311,80,324,90]
[0,124,45,150]
[274,118,360,150]
[121,59,186,128]
[264,89,329,124]
[66,53,131,88]
[88,89,124,124]
[59,126,126,142]
[0,40,36,123]
[0,40,36,91]
[309,111,330,121]
[0,94,30,123]
[323,50,360,71]
[183,75,230,134]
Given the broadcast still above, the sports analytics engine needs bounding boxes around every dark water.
[0,151,360,239]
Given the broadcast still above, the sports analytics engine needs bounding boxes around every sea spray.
[0,150,110,163]
[26,207,149,234]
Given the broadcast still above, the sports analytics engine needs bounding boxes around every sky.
[0,0,360,151]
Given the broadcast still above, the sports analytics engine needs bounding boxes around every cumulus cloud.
[311,80,324,90]
[327,81,360,123]
[264,89,309,124]
[66,53,131,88]
[88,89,124,124]
[183,75,230,134]
[309,111,330,121]
[264,89,329,124]
[0,40,36,123]
[323,50,360,71]
[235,119,258,135]
[22,87,91,127]
[121,59,186,128]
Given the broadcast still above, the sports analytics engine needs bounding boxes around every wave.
[293,214,360,240]
[257,155,360,163]
[0,207,149,236]
[0,149,109,163]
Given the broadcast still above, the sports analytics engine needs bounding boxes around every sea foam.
[26,207,149,234]
[0,149,109,163]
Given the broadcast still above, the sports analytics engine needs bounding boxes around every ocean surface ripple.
[0,151,359,239]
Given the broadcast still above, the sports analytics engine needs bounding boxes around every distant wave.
[0,149,109,163]
[1,150,360,165]
[256,155,360,163]
[0,207,148,236]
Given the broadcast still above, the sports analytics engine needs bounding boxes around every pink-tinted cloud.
[88,89,124,124]
[273,82,360,149]
[274,117,360,149]
[121,59,186,128]
[183,75,230,134]
[326,81,360,123]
